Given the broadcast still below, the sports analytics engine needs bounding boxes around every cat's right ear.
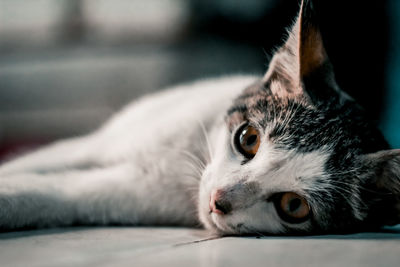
[263,0,341,103]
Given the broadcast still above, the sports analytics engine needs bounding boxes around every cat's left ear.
[264,0,339,100]
[361,149,400,225]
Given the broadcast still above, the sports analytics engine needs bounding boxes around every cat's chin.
[212,214,237,234]
[204,220,233,236]
[199,210,238,235]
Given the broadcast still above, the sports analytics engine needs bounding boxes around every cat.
[0,0,399,235]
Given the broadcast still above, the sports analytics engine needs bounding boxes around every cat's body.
[0,76,255,229]
[1,0,400,235]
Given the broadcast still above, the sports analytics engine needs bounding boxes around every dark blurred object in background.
[316,0,389,121]
[0,0,396,161]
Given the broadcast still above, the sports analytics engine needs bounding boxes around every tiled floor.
[1,227,399,267]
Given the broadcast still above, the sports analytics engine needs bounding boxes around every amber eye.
[234,124,260,159]
[273,192,311,224]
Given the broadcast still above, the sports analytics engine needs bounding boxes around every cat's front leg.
[0,163,144,230]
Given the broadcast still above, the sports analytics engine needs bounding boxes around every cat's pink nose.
[209,189,232,215]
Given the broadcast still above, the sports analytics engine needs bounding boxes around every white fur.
[0,75,256,229]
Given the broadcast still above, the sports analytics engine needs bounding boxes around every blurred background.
[0,0,398,160]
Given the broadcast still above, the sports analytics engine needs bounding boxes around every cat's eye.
[234,124,260,159]
[273,192,310,224]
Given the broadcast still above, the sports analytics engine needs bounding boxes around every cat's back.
[102,75,257,130]
[93,75,257,160]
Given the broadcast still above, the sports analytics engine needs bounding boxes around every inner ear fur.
[264,0,330,92]
[297,0,327,78]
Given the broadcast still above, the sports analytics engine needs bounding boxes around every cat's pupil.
[235,124,260,159]
[246,135,257,146]
[289,198,301,213]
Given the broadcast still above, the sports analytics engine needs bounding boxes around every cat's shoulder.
[96,74,259,136]
[137,74,259,106]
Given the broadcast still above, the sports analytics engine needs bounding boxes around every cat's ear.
[264,0,334,97]
[361,149,400,225]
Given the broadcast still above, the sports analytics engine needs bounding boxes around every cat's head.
[198,0,400,235]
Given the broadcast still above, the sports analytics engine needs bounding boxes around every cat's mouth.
[203,212,232,235]
[207,211,258,235]
[199,196,234,234]
[205,202,238,234]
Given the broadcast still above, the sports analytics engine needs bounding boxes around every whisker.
[157,146,206,183]
[194,119,214,162]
